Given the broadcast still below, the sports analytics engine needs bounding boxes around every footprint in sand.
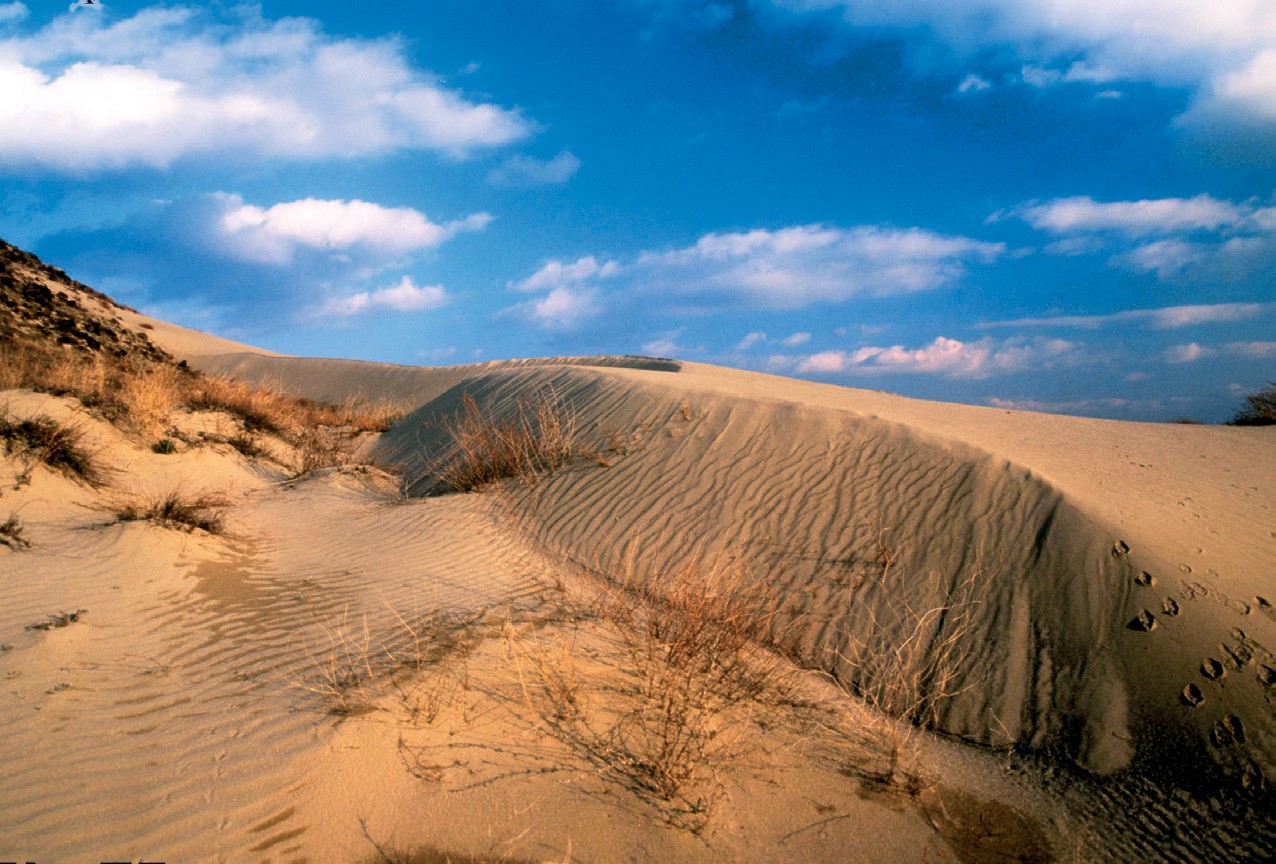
[1112,540,1130,557]
[1181,683,1205,707]
[1134,571,1156,587]
[1128,610,1157,632]
[1210,714,1245,747]
[1163,598,1180,616]
[1201,658,1226,680]
[1259,664,1276,690]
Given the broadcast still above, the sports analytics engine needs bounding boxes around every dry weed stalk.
[830,548,988,792]
[118,364,182,439]
[515,555,789,815]
[298,606,473,717]
[429,390,576,493]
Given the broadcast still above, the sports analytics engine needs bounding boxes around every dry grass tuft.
[429,391,576,494]
[0,411,107,487]
[0,511,30,550]
[118,364,182,439]
[110,489,229,534]
[297,608,474,716]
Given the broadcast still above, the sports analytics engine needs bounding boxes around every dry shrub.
[110,489,229,534]
[429,391,576,493]
[0,411,106,486]
[185,374,295,435]
[1232,381,1276,426]
[518,556,788,812]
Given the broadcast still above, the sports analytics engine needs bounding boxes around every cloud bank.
[0,5,530,171]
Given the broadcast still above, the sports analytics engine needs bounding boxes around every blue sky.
[2,1,1273,421]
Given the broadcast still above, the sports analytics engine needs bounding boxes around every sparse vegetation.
[109,490,230,534]
[828,547,987,793]
[1231,380,1276,426]
[428,391,576,493]
[0,511,30,550]
[0,411,106,486]
[297,608,475,716]
[0,336,407,469]
[515,556,789,816]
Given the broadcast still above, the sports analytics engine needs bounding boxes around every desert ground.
[2,238,1273,862]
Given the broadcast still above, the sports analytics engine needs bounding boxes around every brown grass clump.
[0,511,30,549]
[109,489,229,534]
[0,411,107,487]
[429,391,576,494]
[117,364,183,438]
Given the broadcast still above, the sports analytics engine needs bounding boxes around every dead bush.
[0,511,30,550]
[1232,381,1276,426]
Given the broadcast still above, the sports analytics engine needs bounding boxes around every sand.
[1,269,1273,862]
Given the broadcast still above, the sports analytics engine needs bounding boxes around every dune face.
[373,368,1150,779]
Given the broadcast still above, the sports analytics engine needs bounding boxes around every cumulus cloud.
[502,286,601,332]
[768,0,1276,127]
[314,276,449,319]
[795,336,1082,379]
[641,330,687,356]
[1006,194,1276,281]
[511,255,620,293]
[735,331,768,350]
[1012,195,1245,236]
[1164,342,1216,363]
[781,331,812,347]
[0,5,530,171]
[980,302,1268,331]
[633,224,1004,309]
[216,195,490,265]
[0,3,27,23]
[487,150,581,188]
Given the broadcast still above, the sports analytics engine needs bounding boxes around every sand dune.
[2,257,1273,861]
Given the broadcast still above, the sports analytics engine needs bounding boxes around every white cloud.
[512,255,620,293]
[1164,342,1216,363]
[641,330,686,356]
[979,302,1268,330]
[957,72,991,93]
[781,331,812,347]
[796,336,1082,379]
[0,5,530,171]
[502,286,601,332]
[315,276,449,318]
[735,331,768,350]
[986,396,1148,416]
[634,224,1004,309]
[1116,239,1208,278]
[769,0,1276,126]
[1014,195,1245,236]
[0,3,27,24]
[487,150,581,188]
[1226,340,1276,357]
[216,196,490,265]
